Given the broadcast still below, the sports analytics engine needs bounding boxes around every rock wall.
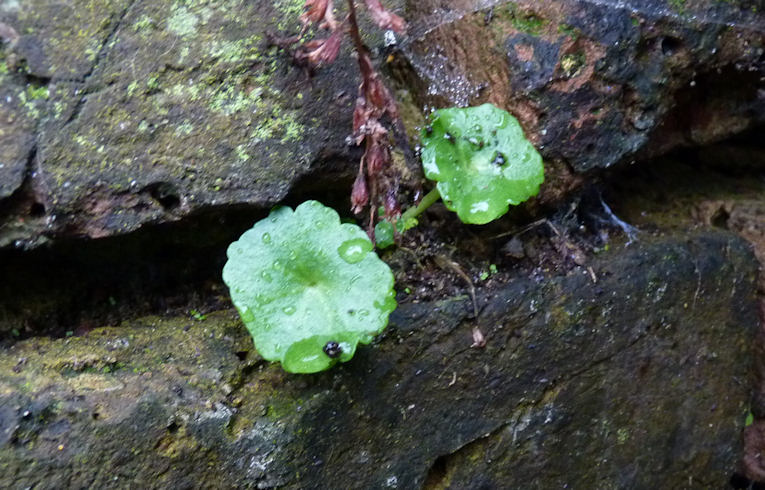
[0,232,758,488]
[0,0,763,487]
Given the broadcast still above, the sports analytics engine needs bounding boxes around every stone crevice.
[64,0,141,126]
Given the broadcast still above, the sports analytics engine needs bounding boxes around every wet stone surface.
[0,0,363,247]
[398,0,764,171]
[0,0,762,487]
[0,230,758,488]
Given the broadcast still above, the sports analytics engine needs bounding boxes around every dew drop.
[282,306,296,315]
[337,238,373,264]
[262,232,272,244]
[240,306,255,323]
[358,309,370,317]
[260,271,273,282]
[272,259,283,270]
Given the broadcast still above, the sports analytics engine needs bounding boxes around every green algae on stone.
[166,5,199,37]
[36,0,311,231]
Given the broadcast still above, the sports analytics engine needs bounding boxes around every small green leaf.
[421,103,544,224]
[374,220,395,249]
[746,412,754,426]
[223,201,397,373]
[398,216,418,232]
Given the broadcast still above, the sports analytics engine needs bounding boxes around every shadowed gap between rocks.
[1,126,764,344]
[0,172,364,342]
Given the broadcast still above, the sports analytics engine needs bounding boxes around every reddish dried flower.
[352,96,369,136]
[357,51,398,118]
[301,0,338,30]
[366,76,389,111]
[305,29,343,66]
[363,0,406,33]
[351,171,369,214]
[300,0,328,24]
[383,186,401,218]
[291,0,404,219]
[365,138,389,176]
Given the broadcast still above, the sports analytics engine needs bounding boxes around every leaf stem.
[400,187,441,224]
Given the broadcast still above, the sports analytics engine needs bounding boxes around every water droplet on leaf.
[337,238,373,264]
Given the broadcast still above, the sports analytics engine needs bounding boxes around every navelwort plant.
[223,201,396,373]
[223,103,544,373]
[375,103,544,246]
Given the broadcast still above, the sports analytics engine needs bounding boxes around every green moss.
[616,427,630,444]
[206,36,262,64]
[147,75,160,91]
[557,23,579,39]
[53,101,66,119]
[133,14,155,33]
[175,121,194,135]
[26,85,50,100]
[668,0,686,13]
[127,80,140,97]
[273,0,305,30]
[168,83,201,101]
[209,85,258,115]
[167,5,199,37]
[560,52,586,78]
[502,4,549,35]
[37,0,309,222]
[235,144,250,162]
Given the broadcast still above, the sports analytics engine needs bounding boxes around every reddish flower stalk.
[345,0,404,237]
[287,0,406,238]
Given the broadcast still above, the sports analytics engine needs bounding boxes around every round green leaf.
[420,103,544,224]
[222,201,397,373]
[374,220,395,249]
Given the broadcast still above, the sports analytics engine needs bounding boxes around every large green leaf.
[420,103,544,224]
[222,201,396,373]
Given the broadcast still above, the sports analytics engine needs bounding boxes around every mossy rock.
[0,0,369,246]
[0,231,757,488]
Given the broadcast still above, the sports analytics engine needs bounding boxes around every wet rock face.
[1,0,761,245]
[0,0,361,247]
[399,0,764,170]
[0,231,758,488]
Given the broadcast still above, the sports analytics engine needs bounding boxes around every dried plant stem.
[346,0,364,57]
